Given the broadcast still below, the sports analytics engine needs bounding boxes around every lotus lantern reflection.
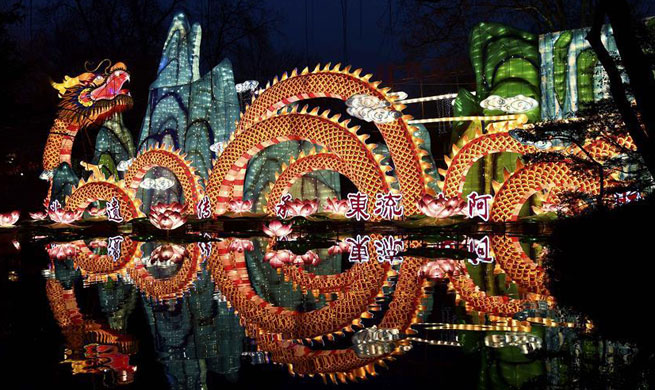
[263,249,320,269]
[297,250,320,266]
[29,211,47,221]
[327,241,351,256]
[149,202,187,230]
[150,244,188,265]
[0,211,20,227]
[417,194,466,218]
[228,199,253,214]
[47,243,78,261]
[262,220,293,238]
[88,239,108,249]
[228,239,255,253]
[323,198,349,215]
[263,249,294,269]
[418,259,463,280]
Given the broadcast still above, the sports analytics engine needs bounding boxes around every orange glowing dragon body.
[439,129,634,296]
[43,62,132,175]
[45,278,137,383]
[47,237,436,382]
[50,65,431,220]
[43,62,635,382]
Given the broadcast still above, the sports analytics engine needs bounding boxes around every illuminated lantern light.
[345,93,401,123]
[148,202,187,230]
[262,220,293,238]
[0,211,20,227]
[480,94,539,113]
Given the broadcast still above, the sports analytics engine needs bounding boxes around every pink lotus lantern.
[29,211,47,221]
[323,198,349,215]
[263,250,294,269]
[149,202,187,230]
[285,199,318,218]
[87,205,106,217]
[0,211,20,227]
[228,239,255,253]
[417,194,466,218]
[229,199,253,214]
[48,208,83,224]
[262,220,293,238]
[150,244,188,265]
[47,243,79,261]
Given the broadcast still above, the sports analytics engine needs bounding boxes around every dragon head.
[51,61,133,127]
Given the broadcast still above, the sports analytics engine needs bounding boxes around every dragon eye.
[93,75,104,85]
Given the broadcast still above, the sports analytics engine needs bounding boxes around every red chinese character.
[108,235,124,262]
[615,191,641,205]
[345,235,371,263]
[196,195,212,219]
[197,233,212,259]
[275,193,292,219]
[466,236,494,265]
[373,235,404,264]
[106,197,123,223]
[49,199,62,213]
[346,192,371,221]
[374,192,404,220]
[466,191,493,221]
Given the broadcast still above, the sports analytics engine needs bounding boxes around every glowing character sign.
[374,236,404,264]
[108,236,124,262]
[466,236,494,265]
[274,193,292,219]
[197,234,212,259]
[106,197,123,223]
[615,191,641,205]
[345,235,371,263]
[346,192,370,221]
[49,199,62,213]
[374,192,404,220]
[466,192,493,221]
[196,195,212,219]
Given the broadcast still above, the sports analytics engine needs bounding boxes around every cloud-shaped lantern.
[139,177,175,190]
[235,80,259,94]
[345,94,401,124]
[209,141,227,155]
[480,94,538,114]
[116,158,135,172]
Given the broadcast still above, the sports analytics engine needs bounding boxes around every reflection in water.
[8,232,646,389]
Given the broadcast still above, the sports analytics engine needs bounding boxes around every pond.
[0,221,651,390]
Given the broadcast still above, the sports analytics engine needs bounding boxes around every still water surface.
[0,225,651,389]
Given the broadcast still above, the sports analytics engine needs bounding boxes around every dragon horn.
[51,75,82,97]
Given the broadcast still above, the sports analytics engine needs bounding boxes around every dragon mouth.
[89,69,131,101]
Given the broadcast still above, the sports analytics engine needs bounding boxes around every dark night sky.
[260,0,405,73]
[12,0,408,76]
